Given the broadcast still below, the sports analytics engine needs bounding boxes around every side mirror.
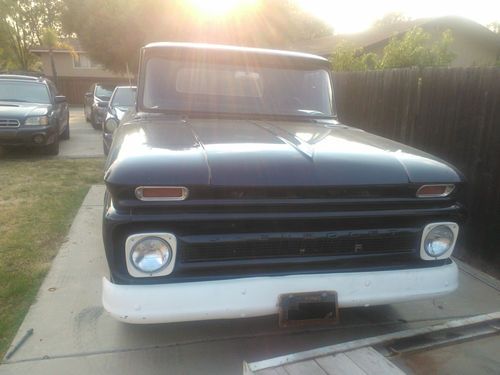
[97,101,108,108]
[55,95,66,103]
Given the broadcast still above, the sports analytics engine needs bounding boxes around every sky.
[294,0,500,34]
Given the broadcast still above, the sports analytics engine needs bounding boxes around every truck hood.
[105,116,462,187]
[0,102,51,120]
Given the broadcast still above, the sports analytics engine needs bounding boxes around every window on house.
[73,53,102,69]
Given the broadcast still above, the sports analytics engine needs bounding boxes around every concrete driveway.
[1,186,500,374]
[59,106,103,158]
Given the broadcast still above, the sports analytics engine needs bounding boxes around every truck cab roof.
[142,42,330,69]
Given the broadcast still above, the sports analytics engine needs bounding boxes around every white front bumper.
[102,261,458,324]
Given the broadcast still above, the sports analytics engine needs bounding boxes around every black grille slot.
[0,119,20,127]
[180,229,418,263]
[188,185,414,200]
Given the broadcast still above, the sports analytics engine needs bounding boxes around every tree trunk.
[49,48,57,85]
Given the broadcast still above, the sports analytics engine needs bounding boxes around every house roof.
[30,38,84,53]
[291,16,500,56]
[0,74,42,81]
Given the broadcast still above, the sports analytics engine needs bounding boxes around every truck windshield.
[143,58,334,118]
[0,81,50,104]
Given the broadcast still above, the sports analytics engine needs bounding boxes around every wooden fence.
[333,67,500,258]
[55,76,134,104]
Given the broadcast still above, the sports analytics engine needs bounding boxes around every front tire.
[84,105,90,122]
[103,139,110,156]
[44,136,60,156]
[61,114,70,140]
[91,110,101,130]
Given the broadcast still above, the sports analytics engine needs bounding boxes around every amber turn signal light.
[416,184,455,198]
[135,186,189,201]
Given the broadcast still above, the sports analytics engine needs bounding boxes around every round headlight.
[104,118,119,134]
[424,225,454,257]
[130,237,171,273]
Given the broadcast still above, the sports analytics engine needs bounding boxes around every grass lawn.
[0,158,104,358]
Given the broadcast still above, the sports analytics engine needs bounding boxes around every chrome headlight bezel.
[24,115,49,126]
[125,233,177,277]
[420,222,459,260]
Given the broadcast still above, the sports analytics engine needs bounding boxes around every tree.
[0,27,16,71]
[380,28,455,69]
[330,28,455,71]
[283,1,333,41]
[329,42,377,72]
[41,28,75,84]
[0,0,65,70]
[487,21,500,34]
[487,22,500,66]
[62,0,333,73]
[373,12,410,29]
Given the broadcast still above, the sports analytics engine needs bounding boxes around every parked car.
[101,43,465,325]
[102,86,137,155]
[83,83,116,129]
[0,74,69,155]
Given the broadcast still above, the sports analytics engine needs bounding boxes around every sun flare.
[187,0,258,17]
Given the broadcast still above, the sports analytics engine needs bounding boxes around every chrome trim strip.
[135,186,189,201]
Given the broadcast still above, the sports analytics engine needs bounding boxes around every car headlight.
[126,233,177,277]
[421,222,459,260]
[25,116,49,126]
[104,118,119,134]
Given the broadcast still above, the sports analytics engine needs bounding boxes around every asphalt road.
[1,185,499,374]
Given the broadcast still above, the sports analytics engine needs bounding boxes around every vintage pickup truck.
[102,42,465,325]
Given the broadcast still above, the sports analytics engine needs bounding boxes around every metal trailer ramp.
[244,312,500,375]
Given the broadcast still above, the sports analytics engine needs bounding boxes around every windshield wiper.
[0,98,28,102]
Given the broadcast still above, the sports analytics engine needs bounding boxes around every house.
[30,39,132,104]
[291,16,500,67]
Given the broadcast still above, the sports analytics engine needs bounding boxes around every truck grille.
[179,229,419,263]
[107,196,463,284]
[0,119,20,127]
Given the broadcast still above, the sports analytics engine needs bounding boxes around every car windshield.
[0,81,50,104]
[143,58,334,118]
[95,84,115,100]
[111,87,136,107]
